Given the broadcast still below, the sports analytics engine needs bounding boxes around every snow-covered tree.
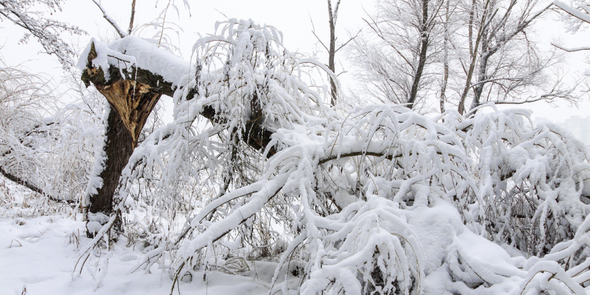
[351,0,578,114]
[0,56,102,209]
[75,12,590,293]
[351,0,443,111]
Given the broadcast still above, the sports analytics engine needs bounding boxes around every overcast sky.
[2,0,590,124]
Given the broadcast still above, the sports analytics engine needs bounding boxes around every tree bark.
[82,43,163,236]
[328,0,339,106]
[407,0,431,110]
[457,0,481,115]
[88,107,134,216]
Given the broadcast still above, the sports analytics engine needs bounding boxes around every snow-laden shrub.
[0,59,101,210]
[451,106,590,257]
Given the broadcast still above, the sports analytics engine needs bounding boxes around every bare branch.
[335,29,362,53]
[551,42,590,52]
[0,164,72,204]
[491,91,573,105]
[311,28,330,52]
[128,0,137,35]
[91,0,127,38]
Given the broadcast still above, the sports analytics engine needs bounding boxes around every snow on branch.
[554,0,590,24]
[91,0,127,38]
[0,0,85,69]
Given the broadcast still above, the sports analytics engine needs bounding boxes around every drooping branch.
[0,1,84,69]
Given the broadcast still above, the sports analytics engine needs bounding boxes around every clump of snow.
[78,36,193,86]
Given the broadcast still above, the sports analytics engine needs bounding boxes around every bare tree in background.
[312,0,359,106]
[456,0,564,114]
[354,0,576,114]
[351,0,444,111]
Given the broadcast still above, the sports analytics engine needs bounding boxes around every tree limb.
[0,164,74,204]
[551,43,590,52]
[91,0,127,39]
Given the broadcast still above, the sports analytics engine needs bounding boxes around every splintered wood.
[94,79,161,146]
[82,42,161,146]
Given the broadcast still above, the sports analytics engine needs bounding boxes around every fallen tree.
[79,20,590,294]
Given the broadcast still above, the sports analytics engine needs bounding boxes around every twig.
[551,43,590,53]
[9,239,22,248]
[91,0,127,38]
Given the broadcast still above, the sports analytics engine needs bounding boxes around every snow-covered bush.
[0,58,103,214]
[451,106,590,258]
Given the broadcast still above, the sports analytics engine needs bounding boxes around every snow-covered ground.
[0,212,290,295]
[0,179,292,295]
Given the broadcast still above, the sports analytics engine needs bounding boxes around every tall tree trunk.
[327,0,340,106]
[470,51,489,112]
[407,0,430,110]
[457,0,478,115]
[439,0,449,114]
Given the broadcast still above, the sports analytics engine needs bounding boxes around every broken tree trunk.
[82,43,163,237]
[81,41,275,236]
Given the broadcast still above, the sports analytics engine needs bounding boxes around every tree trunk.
[470,52,489,112]
[407,0,430,110]
[82,43,163,237]
[327,0,340,106]
[88,107,134,216]
[439,0,450,114]
[457,0,479,115]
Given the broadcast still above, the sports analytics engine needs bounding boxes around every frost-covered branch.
[554,0,590,24]
[0,0,85,69]
[552,42,590,52]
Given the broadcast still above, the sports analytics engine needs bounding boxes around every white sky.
[1,0,590,124]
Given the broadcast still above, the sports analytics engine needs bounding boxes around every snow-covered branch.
[555,0,590,24]
[73,17,590,295]
[0,0,85,68]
